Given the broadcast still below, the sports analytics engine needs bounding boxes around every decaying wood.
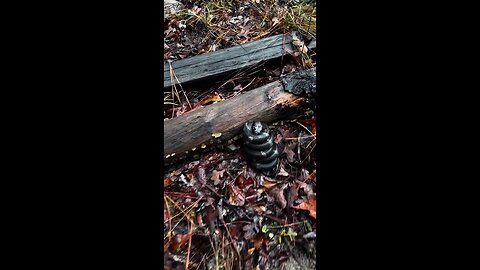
[164,68,316,160]
[164,33,316,89]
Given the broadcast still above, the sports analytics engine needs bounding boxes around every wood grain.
[164,33,316,89]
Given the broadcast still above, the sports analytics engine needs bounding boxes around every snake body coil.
[243,121,279,176]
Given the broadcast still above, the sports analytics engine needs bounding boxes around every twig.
[262,213,287,225]
[185,220,193,270]
[164,195,173,242]
[164,196,202,224]
[264,220,306,229]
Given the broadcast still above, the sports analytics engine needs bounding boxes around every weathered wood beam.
[163,68,316,160]
[164,33,316,89]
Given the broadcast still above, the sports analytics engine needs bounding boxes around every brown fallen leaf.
[228,184,245,206]
[301,117,316,137]
[274,133,283,144]
[234,174,255,190]
[268,183,287,209]
[245,188,258,204]
[205,205,217,230]
[283,141,297,163]
[295,180,314,198]
[164,176,172,187]
[252,233,269,250]
[262,176,278,189]
[292,197,316,219]
[197,166,207,186]
[199,92,223,106]
[211,169,225,185]
[170,233,191,251]
[287,182,299,208]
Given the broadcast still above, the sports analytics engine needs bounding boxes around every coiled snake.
[242,121,279,176]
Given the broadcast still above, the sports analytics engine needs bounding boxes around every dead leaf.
[292,197,316,219]
[164,176,172,187]
[245,189,258,204]
[299,168,310,181]
[234,174,254,190]
[262,177,278,189]
[228,185,245,206]
[205,205,217,230]
[277,166,289,177]
[301,117,316,137]
[196,213,204,227]
[234,174,246,188]
[295,180,314,198]
[287,182,299,208]
[268,183,287,209]
[252,233,269,250]
[211,169,225,185]
[197,166,207,186]
[283,141,297,163]
[170,233,191,251]
[243,223,256,240]
[252,204,266,215]
[199,92,223,106]
[274,133,283,144]
[186,173,196,185]
[227,223,242,240]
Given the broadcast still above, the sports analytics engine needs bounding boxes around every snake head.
[252,121,263,134]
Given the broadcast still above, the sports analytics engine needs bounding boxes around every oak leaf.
[292,198,316,219]
[211,169,225,185]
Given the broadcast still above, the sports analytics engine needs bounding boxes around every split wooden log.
[164,68,315,161]
[164,33,316,89]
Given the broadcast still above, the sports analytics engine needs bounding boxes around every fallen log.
[164,33,316,89]
[164,68,316,163]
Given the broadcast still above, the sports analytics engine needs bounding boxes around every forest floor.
[164,1,317,269]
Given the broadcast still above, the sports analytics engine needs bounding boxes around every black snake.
[242,121,279,176]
